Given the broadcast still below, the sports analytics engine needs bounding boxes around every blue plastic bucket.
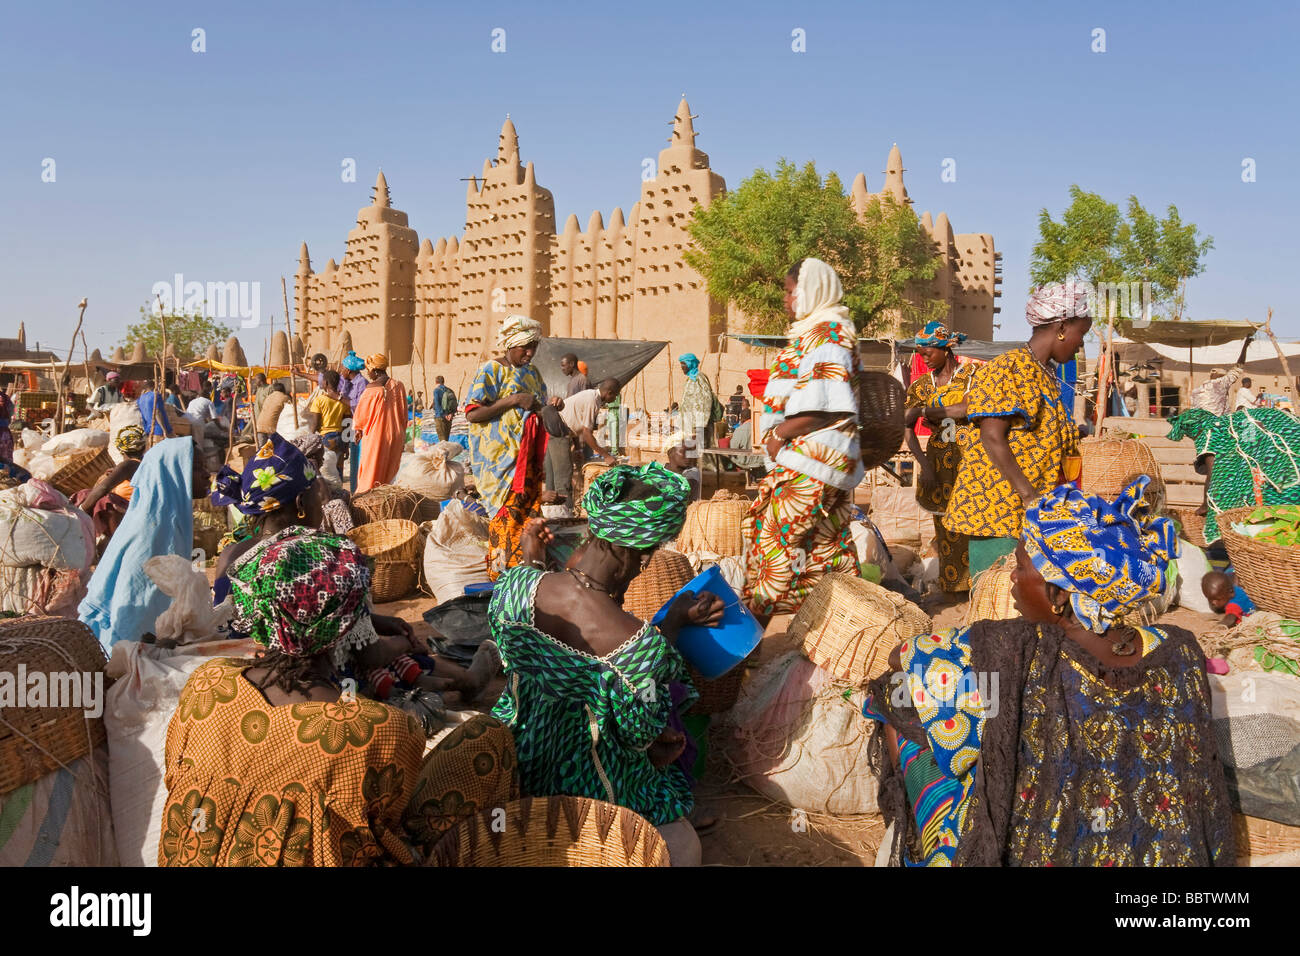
[463,582,495,597]
[650,565,763,679]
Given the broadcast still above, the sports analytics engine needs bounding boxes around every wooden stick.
[56,299,88,434]
[1094,298,1117,430]
[1262,307,1295,402]
[281,278,299,428]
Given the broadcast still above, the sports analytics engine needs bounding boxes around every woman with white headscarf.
[943,281,1092,578]
[742,258,865,618]
[466,314,558,577]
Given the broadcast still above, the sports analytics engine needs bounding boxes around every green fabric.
[489,565,697,825]
[1168,408,1300,542]
[583,461,690,550]
[968,536,1016,577]
[682,712,710,781]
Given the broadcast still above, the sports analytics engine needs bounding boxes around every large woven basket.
[429,795,669,867]
[1217,507,1300,619]
[1233,813,1300,859]
[788,573,931,685]
[1169,507,1209,549]
[347,519,420,603]
[676,490,750,557]
[0,616,108,795]
[623,549,750,713]
[965,554,1018,626]
[48,447,112,499]
[351,485,439,527]
[859,371,906,471]
[1079,437,1165,505]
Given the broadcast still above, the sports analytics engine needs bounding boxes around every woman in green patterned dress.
[904,321,978,594]
[489,462,724,866]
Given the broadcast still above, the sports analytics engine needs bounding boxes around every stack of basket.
[623,548,753,713]
[430,796,669,867]
[1168,507,1209,549]
[1217,507,1300,619]
[1079,436,1166,507]
[858,371,907,471]
[676,490,750,558]
[347,518,421,603]
[48,448,112,499]
[788,572,932,685]
[966,554,1018,626]
[351,485,440,527]
[1234,813,1300,863]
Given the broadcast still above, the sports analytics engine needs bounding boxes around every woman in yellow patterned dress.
[158,529,514,866]
[743,258,864,619]
[904,322,977,594]
[944,283,1090,578]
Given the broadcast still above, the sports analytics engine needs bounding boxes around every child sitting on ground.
[1201,570,1257,627]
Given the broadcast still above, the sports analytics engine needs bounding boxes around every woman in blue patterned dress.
[865,476,1235,866]
[488,462,723,865]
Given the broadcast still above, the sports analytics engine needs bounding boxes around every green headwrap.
[583,462,690,550]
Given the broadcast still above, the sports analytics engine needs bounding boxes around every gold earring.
[1057,330,1067,341]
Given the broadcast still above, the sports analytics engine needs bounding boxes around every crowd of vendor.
[7,259,1297,868]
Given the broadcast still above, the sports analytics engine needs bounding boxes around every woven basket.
[859,371,906,471]
[347,519,420,603]
[1217,507,1300,619]
[1233,813,1300,859]
[623,549,750,713]
[48,448,112,499]
[965,555,1018,626]
[676,490,750,557]
[430,796,669,867]
[351,486,439,527]
[1079,437,1166,505]
[788,573,931,685]
[1169,507,1209,549]
[572,461,613,516]
[0,616,108,795]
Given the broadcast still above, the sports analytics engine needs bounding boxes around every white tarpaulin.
[1114,336,1300,369]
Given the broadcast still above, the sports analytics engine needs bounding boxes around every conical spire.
[90,348,103,362]
[298,242,311,268]
[372,170,390,208]
[881,143,909,204]
[16,322,25,348]
[205,343,219,362]
[671,96,697,148]
[111,346,126,363]
[499,114,519,162]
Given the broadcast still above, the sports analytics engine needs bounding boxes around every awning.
[1121,319,1258,349]
[726,332,1025,362]
[185,358,296,380]
[533,338,669,397]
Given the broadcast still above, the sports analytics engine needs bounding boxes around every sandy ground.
[372,588,1228,867]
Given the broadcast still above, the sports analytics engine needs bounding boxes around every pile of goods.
[1218,506,1300,620]
[0,480,93,616]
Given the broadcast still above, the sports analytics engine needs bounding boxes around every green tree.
[1031,186,1213,326]
[121,304,232,362]
[685,159,945,337]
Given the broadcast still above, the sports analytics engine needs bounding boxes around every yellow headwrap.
[366,353,388,371]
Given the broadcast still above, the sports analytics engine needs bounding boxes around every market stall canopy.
[1113,335,1300,370]
[185,357,295,380]
[726,333,1025,363]
[533,337,669,397]
[1121,319,1259,349]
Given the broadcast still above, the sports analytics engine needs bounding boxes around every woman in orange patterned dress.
[742,258,864,619]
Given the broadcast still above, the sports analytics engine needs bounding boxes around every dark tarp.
[534,337,668,396]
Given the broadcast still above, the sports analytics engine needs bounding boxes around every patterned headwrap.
[290,432,324,464]
[1166,409,1216,447]
[914,320,967,350]
[366,353,388,371]
[1022,476,1176,634]
[115,424,146,455]
[583,462,690,550]
[342,350,366,372]
[496,314,542,351]
[228,527,373,658]
[679,353,700,380]
[210,433,318,516]
[1025,281,1092,326]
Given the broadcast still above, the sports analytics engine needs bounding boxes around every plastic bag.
[423,499,490,605]
[1176,540,1214,613]
[397,443,467,500]
[42,427,109,457]
[721,651,879,815]
[144,555,233,645]
[1209,670,1300,825]
[107,402,145,465]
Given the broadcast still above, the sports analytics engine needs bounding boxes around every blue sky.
[1,0,1296,358]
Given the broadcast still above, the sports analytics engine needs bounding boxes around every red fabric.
[910,353,933,437]
[511,412,548,495]
[746,369,769,399]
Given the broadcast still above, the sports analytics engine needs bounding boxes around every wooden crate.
[1099,416,1203,509]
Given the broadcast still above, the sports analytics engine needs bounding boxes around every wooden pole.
[1094,303,1117,430]
[1262,308,1295,404]
[1187,345,1194,413]
[281,278,299,428]
[55,299,88,434]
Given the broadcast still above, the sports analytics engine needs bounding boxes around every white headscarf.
[791,258,852,338]
[496,314,542,351]
[1025,281,1091,326]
